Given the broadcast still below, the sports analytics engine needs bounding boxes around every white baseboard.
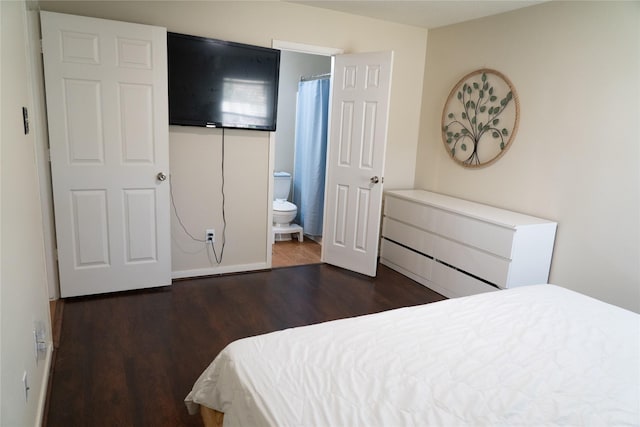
[171,262,270,280]
[35,343,53,427]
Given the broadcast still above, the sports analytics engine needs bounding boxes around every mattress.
[185,285,640,426]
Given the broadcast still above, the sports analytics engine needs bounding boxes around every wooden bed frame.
[201,406,224,427]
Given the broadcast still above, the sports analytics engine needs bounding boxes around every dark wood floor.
[45,263,445,427]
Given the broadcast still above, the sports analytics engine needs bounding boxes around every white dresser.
[380,190,557,298]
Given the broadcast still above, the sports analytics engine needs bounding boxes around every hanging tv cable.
[208,129,227,264]
[169,129,226,265]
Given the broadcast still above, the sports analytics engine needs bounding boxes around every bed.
[185,285,640,426]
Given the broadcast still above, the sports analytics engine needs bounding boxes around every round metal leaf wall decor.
[442,69,519,168]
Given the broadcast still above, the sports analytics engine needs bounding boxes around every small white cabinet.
[380,190,557,298]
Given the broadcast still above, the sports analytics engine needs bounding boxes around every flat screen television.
[167,32,280,131]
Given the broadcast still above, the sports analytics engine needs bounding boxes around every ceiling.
[289,1,545,29]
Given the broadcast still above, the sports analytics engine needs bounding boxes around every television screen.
[167,32,280,131]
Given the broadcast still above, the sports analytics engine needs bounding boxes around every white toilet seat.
[273,200,297,212]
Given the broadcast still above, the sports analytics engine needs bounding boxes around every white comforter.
[185,285,640,426]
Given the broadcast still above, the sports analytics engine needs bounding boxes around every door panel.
[60,30,100,64]
[354,187,370,252]
[332,185,349,246]
[119,83,155,163]
[64,79,104,163]
[71,190,110,267]
[338,102,354,164]
[41,11,170,297]
[123,189,157,263]
[116,38,153,69]
[361,102,377,167]
[322,51,393,276]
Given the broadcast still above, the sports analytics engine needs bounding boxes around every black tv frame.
[167,32,281,131]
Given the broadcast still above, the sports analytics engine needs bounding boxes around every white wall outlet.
[33,320,47,364]
[206,229,215,243]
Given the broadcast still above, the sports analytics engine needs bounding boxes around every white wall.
[416,1,640,312]
[1,1,53,424]
[39,1,429,277]
[275,51,331,175]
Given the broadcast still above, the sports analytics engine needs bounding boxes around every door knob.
[157,172,167,182]
[370,176,380,184]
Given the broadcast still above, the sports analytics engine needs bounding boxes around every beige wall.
[416,1,640,312]
[40,1,428,276]
[168,127,271,275]
[1,1,53,424]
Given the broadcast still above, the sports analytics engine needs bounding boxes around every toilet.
[273,172,303,242]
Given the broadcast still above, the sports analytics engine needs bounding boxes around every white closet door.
[41,11,171,297]
[322,51,393,276]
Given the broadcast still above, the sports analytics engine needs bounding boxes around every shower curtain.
[293,77,330,237]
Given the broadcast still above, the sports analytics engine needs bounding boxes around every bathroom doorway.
[271,44,337,268]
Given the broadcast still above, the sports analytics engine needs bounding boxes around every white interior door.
[41,11,171,297]
[322,51,393,276]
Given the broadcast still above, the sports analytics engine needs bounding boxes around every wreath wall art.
[442,69,519,168]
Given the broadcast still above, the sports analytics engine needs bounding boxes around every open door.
[322,51,393,276]
[41,12,171,297]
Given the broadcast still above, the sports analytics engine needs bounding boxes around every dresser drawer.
[380,239,433,282]
[385,195,515,259]
[382,217,436,257]
[384,196,437,232]
[436,237,511,287]
[432,209,515,259]
[431,262,498,298]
